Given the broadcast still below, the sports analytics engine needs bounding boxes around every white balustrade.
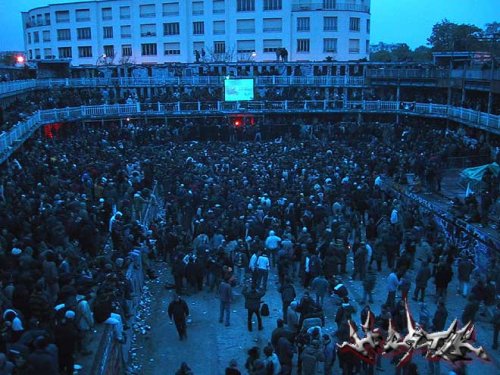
[0,101,498,163]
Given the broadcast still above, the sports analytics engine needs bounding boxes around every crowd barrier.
[388,181,499,272]
[90,182,160,375]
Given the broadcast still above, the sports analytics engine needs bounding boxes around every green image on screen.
[224,79,255,101]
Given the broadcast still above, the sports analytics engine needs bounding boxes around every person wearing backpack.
[242,285,265,332]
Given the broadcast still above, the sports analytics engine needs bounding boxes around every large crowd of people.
[0,75,498,374]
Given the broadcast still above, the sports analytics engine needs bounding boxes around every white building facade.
[22,0,371,66]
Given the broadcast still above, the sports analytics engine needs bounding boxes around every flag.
[465,183,474,197]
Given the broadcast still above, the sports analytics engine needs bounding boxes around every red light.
[235,120,241,126]
[16,56,25,64]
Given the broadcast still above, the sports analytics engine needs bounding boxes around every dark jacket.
[26,349,58,375]
[168,298,189,322]
[432,305,448,331]
[279,283,296,304]
[219,281,233,303]
[415,264,432,288]
[457,259,473,282]
[54,320,78,356]
[276,336,294,366]
[242,287,265,310]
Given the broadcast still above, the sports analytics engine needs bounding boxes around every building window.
[43,30,51,42]
[28,50,33,60]
[55,11,70,23]
[213,21,225,35]
[57,29,71,41]
[323,38,337,52]
[237,40,255,53]
[263,39,281,53]
[44,48,53,58]
[141,24,157,37]
[120,6,131,19]
[263,18,282,32]
[121,25,131,38]
[192,1,204,15]
[141,43,157,56]
[366,19,370,33]
[264,0,282,10]
[323,0,336,9]
[164,42,181,55]
[44,13,51,25]
[27,33,32,44]
[76,9,90,22]
[58,47,72,58]
[324,17,338,31]
[349,38,360,53]
[214,41,225,54]
[237,0,255,12]
[193,41,205,53]
[77,28,91,40]
[34,49,41,59]
[33,32,39,43]
[163,2,180,16]
[297,17,310,32]
[103,27,113,39]
[122,44,132,57]
[164,22,180,35]
[349,17,360,32]
[297,39,310,53]
[237,19,255,34]
[213,0,225,14]
[366,40,370,53]
[78,46,92,58]
[140,4,156,18]
[102,8,112,21]
[104,45,115,57]
[193,21,204,35]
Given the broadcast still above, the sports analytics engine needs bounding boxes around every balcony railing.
[0,76,366,97]
[367,69,450,79]
[292,2,370,12]
[1,101,498,164]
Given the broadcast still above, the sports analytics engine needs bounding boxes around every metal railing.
[367,69,450,79]
[0,75,366,97]
[1,100,499,164]
[292,1,370,12]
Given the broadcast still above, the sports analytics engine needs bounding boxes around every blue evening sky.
[0,0,497,51]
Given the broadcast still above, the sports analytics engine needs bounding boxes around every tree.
[391,43,412,62]
[370,50,392,62]
[412,46,433,62]
[427,19,482,51]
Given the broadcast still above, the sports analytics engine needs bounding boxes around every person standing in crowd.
[493,302,500,350]
[54,310,78,375]
[219,277,233,327]
[386,270,402,308]
[362,267,376,304]
[413,260,432,302]
[233,246,249,286]
[311,274,329,307]
[279,278,296,324]
[265,230,282,268]
[168,295,190,340]
[242,285,265,332]
[429,300,448,375]
[457,257,474,297]
[255,252,271,291]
